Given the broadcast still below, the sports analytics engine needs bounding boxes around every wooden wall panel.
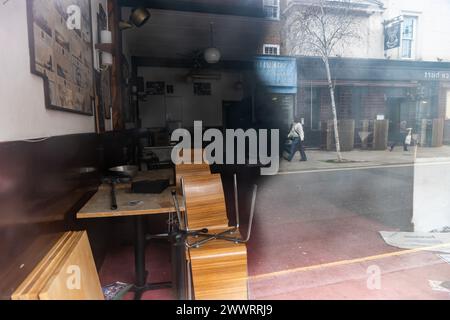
[432,118,445,147]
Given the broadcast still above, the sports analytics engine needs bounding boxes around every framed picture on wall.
[166,84,175,95]
[193,82,212,96]
[146,81,165,95]
[27,0,94,115]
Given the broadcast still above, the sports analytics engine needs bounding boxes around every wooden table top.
[77,169,184,219]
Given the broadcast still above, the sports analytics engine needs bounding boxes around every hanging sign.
[384,22,401,50]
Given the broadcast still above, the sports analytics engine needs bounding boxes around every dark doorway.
[255,92,295,140]
[223,98,253,130]
[387,97,402,141]
[303,87,322,147]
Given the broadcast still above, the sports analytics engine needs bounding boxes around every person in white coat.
[284,118,307,162]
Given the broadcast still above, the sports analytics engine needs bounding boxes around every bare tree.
[284,0,362,162]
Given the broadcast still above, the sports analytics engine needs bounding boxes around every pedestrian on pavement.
[390,120,410,152]
[284,118,307,162]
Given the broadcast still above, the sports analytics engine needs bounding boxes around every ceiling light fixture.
[204,22,221,64]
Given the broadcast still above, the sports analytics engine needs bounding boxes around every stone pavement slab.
[279,145,450,173]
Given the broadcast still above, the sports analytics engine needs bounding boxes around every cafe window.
[263,44,280,55]
[263,0,280,20]
[401,16,417,59]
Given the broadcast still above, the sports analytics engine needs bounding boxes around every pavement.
[245,166,450,300]
[279,145,450,173]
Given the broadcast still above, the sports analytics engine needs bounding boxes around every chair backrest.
[182,174,229,231]
[176,163,211,191]
[174,148,208,164]
[175,149,211,193]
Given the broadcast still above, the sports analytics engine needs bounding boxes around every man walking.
[284,118,307,162]
[390,120,410,152]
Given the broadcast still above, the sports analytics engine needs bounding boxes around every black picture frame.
[26,0,95,115]
[193,82,212,96]
[146,81,166,95]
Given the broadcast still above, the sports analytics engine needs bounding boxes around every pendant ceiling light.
[204,22,221,64]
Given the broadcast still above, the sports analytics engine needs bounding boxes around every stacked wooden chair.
[174,150,257,300]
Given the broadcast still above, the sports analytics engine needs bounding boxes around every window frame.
[400,15,418,60]
[263,44,281,56]
[263,0,280,20]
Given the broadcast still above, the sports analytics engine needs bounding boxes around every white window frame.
[263,44,280,56]
[263,0,280,20]
[400,15,418,60]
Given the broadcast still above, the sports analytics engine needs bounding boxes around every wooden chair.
[175,162,211,194]
[172,174,257,300]
[181,174,230,231]
[182,174,257,247]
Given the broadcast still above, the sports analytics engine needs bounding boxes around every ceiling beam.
[132,56,254,70]
[118,0,265,18]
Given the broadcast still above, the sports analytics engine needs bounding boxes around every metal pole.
[134,215,146,299]
[233,174,240,230]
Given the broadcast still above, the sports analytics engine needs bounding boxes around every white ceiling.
[122,8,274,61]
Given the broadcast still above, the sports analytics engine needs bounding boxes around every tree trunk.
[323,56,343,162]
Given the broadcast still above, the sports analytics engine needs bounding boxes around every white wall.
[0,0,106,142]
[284,0,385,59]
[333,13,385,59]
[137,67,243,128]
[382,0,450,61]
[285,0,450,62]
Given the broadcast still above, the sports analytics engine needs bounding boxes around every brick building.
[282,0,450,148]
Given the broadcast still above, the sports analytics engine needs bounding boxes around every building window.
[263,44,280,55]
[401,16,417,59]
[263,0,280,20]
[446,90,450,120]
